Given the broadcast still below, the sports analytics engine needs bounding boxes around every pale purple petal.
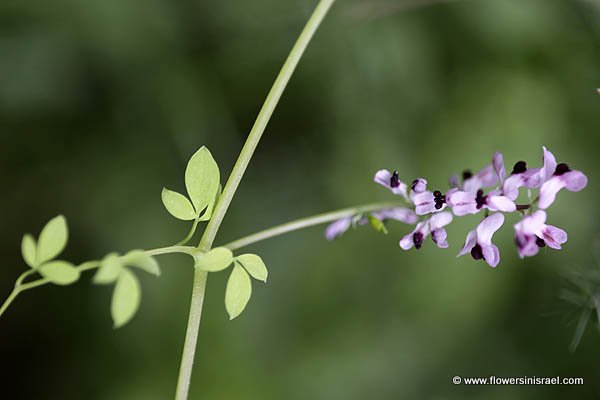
[476,213,505,245]
[542,225,568,249]
[562,170,588,192]
[541,146,558,183]
[481,244,500,268]
[410,178,428,193]
[515,232,539,258]
[463,164,498,192]
[516,210,547,234]
[458,229,477,257]
[431,228,448,248]
[446,189,478,216]
[412,191,438,215]
[501,174,524,201]
[538,176,565,209]
[493,152,506,184]
[325,217,352,240]
[399,233,414,250]
[372,208,418,224]
[486,195,516,213]
[374,169,408,198]
[429,211,453,229]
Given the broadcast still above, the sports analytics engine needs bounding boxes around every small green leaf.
[111,269,141,328]
[21,234,37,268]
[236,254,268,282]
[195,247,233,272]
[225,264,252,320]
[123,250,160,276]
[36,215,68,265]
[38,261,80,285]
[198,184,222,222]
[161,188,197,220]
[93,253,123,284]
[185,146,220,215]
[367,215,388,234]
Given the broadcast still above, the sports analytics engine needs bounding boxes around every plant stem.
[223,201,401,251]
[0,246,196,318]
[174,1,336,399]
[175,219,201,246]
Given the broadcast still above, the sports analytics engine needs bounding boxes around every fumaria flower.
[458,213,504,268]
[514,210,567,258]
[400,211,453,250]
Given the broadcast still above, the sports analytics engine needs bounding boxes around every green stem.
[223,201,401,251]
[175,219,201,246]
[175,1,336,399]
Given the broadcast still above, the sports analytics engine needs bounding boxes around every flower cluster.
[325,147,588,267]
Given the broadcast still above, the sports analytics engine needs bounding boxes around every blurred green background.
[1,0,599,398]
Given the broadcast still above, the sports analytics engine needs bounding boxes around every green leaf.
[236,254,268,282]
[198,184,222,222]
[93,253,123,284]
[36,215,68,265]
[367,215,388,234]
[111,269,141,328]
[195,247,233,272]
[38,261,80,285]
[161,188,197,220]
[185,146,220,214]
[21,234,37,268]
[123,250,160,276]
[225,264,252,320]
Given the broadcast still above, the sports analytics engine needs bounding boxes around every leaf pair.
[21,216,80,285]
[162,147,221,221]
[93,251,160,328]
[195,248,268,320]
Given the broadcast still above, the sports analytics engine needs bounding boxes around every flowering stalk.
[326,147,588,268]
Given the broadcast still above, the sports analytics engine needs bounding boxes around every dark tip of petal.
[433,190,445,209]
[536,237,546,247]
[413,232,424,249]
[511,161,527,175]
[471,244,484,260]
[475,189,486,209]
[462,170,473,180]
[411,179,419,190]
[554,163,571,176]
[390,171,400,188]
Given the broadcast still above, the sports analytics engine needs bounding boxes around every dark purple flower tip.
[511,161,527,175]
[475,189,486,209]
[433,190,446,209]
[462,170,473,181]
[554,163,571,176]
[413,232,424,249]
[535,237,546,247]
[471,244,484,260]
[390,171,401,188]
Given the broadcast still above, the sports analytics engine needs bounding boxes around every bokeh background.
[1,0,600,398]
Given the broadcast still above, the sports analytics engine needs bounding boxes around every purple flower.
[411,190,447,215]
[400,211,453,250]
[501,146,556,200]
[458,213,504,268]
[493,151,506,185]
[410,178,428,193]
[325,207,418,241]
[374,169,408,199]
[446,188,515,216]
[325,217,353,241]
[538,164,588,209]
[371,207,418,224]
[514,210,567,258]
[462,164,498,193]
